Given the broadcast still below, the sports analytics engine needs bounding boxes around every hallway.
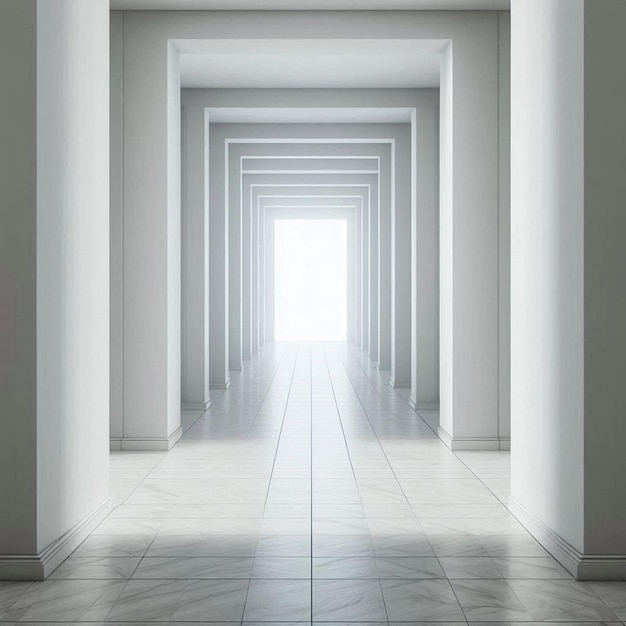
[1,343,624,623]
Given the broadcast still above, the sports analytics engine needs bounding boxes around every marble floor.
[2,342,626,624]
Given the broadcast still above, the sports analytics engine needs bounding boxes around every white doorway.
[274,218,348,341]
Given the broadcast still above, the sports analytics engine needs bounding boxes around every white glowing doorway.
[274,219,347,341]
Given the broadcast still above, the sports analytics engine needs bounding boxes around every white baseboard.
[0,499,110,581]
[181,400,211,411]
[438,426,510,451]
[209,380,230,390]
[388,377,410,390]
[509,497,626,580]
[110,425,183,451]
[408,398,440,411]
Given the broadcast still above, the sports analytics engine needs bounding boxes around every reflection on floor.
[2,342,626,624]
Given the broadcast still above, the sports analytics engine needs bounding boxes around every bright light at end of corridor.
[274,219,347,341]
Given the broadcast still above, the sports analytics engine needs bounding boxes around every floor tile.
[243,579,311,621]
[313,579,387,621]
[1,580,125,622]
[132,556,254,579]
[381,578,465,621]
[16,343,571,624]
[171,579,249,621]
[49,557,140,580]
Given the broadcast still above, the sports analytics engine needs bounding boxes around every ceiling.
[178,39,444,88]
[112,0,509,9]
[180,52,440,89]
[206,108,415,123]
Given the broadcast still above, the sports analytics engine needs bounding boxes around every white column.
[121,13,182,448]
[377,145,392,372]
[181,102,211,410]
[228,146,243,370]
[411,98,440,407]
[390,133,412,388]
[510,0,626,580]
[437,22,502,451]
[208,125,230,388]
[0,0,110,579]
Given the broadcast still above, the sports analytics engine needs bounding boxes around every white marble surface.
[1,343,624,625]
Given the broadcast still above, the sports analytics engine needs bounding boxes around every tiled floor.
[2,342,626,624]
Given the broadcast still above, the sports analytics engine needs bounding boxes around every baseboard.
[408,398,440,411]
[437,426,510,451]
[110,425,183,451]
[181,400,211,411]
[388,377,410,390]
[509,497,626,580]
[210,379,230,390]
[0,499,110,581]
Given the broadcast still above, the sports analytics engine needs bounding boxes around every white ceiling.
[207,107,415,123]
[181,53,440,88]
[112,0,509,9]
[178,39,444,88]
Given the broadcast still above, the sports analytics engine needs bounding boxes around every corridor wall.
[111,9,507,451]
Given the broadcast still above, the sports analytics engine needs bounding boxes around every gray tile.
[1,580,125,622]
[313,557,378,579]
[439,556,503,579]
[492,556,572,579]
[375,556,445,579]
[72,534,154,558]
[243,579,311,621]
[590,582,626,620]
[381,579,465,621]
[371,534,434,557]
[508,579,619,621]
[132,556,254,579]
[251,557,311,578]
[255,535,312,557]
[313,579,387,621]
[451,579,533,621]
[49,557,140,580]
[0,582,33,615]
[105,579,186,621]
[172,579,249,621]
[313,535,375,557]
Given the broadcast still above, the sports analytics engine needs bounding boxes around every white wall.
[181,103,210,409]
[118,9,503,450]
[110,12,124,440]
[0,0,38,560]
[437,12,503,450]
[511,0,585,558]
[498,11,511,442]
[0,0,110,579]
[582,0,626,559]
[115,12,182,448]
[411,97,440,406]
[512,0,626,579]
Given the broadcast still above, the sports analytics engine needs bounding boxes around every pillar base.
[209,379,230,390]
[509,498,626,580]
[388,377,410,390]
[408,398,439,411]
[437,426,510,451]
[181,400,211,411]
[0,499,110,581]
[110,426,182,452]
